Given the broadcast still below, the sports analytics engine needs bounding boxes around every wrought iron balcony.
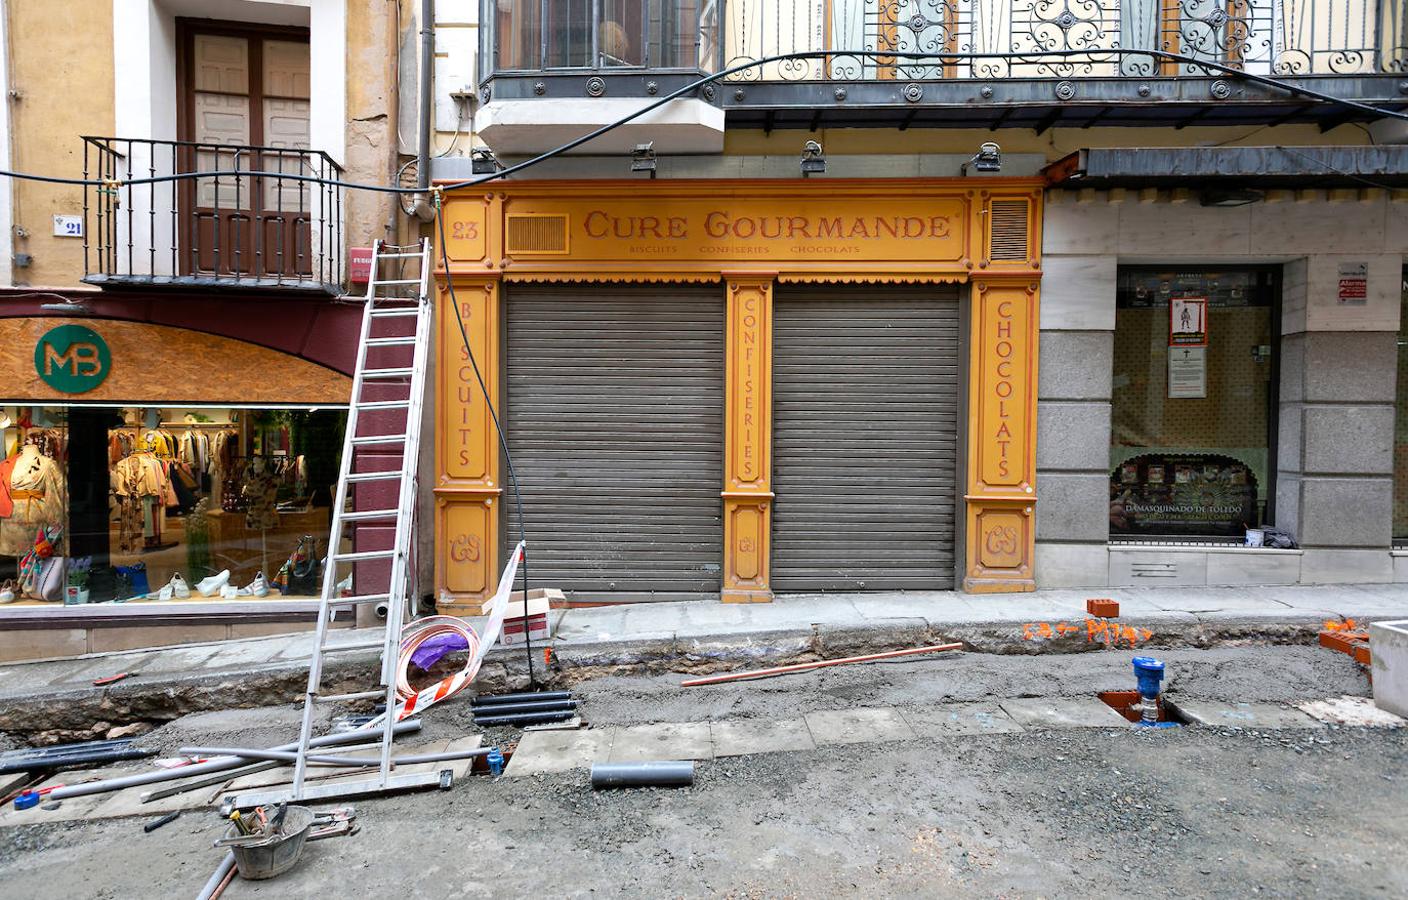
[82,137,344,294]
[480,1,1408,132]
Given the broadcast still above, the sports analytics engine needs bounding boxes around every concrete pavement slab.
[503,728,615,777]
[607,722,714,762]
[1000,698,1130,729]
[1173,700,1325,729]
[804,707,916,746]
[901,703,1025,737]
[1296,696,1407,728]
[710,718,816,757]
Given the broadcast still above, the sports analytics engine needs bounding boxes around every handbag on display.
[17,526,64,601]
[273,534,322,596]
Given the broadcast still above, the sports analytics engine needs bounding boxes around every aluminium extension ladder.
[281,239,438,803]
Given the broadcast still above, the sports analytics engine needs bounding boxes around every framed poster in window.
[1169,296,1208,346]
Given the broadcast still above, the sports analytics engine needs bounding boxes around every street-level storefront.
[434,179,1043,609]
[0,303,359,661]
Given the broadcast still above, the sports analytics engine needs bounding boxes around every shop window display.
[1110,268,1277,539]
[0,406,345,606]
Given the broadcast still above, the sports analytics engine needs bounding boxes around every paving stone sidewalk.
[1,583,1405,710]
[502,694,1402,777]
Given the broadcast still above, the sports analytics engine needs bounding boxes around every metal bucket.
[223,805,316,880]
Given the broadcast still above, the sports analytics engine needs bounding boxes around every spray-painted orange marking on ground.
[1022,618,1153,647]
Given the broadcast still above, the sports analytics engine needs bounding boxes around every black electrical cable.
[2,48,1406,198]
[433,202,535,689]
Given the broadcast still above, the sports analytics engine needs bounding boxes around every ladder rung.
[337,593,394,605]
[350,435,406,446]
[321,638,388,652]
[333,549,398,562]
[370,308,420,318]
[361,368,413,380]
[343,591,399,605]
[340,508,400,522]
[371,278,421,285]
[365,337,416,347]
[316,690,385,703]
[346,471,401,483]
[355,400,411,411]
[375,251,424,259]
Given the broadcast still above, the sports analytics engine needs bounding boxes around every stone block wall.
[1034,189,1407,589]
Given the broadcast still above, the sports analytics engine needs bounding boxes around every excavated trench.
[0,618,1331,745]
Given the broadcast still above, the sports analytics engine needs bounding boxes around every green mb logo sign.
[34,324,112,394]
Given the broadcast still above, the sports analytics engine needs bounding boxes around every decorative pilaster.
[964,278,1040,592]
[434,276,502,610]
[721,275,774,602]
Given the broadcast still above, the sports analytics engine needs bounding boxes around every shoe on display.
[0,580,14,604]
[171,574,191,600]
[220,584,239,599]
[239,572,270,598]
[197,570,231,597]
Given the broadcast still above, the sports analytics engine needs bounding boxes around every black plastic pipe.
[470,700,577,717]
[472,710,576,727]
[472,691,572,707]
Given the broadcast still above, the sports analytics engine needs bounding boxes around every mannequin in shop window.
[0,437,67,558]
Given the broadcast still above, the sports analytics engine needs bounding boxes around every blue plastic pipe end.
[13,791,40,810]
[486,747,504,776]
[1131,656,1165,700]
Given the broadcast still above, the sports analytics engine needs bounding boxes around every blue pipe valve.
[1131,656,1173,727]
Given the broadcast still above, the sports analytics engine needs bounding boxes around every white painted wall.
[0,0,12,288]
[111,0,345,276]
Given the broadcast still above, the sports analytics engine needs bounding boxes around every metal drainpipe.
[0,0,15,287]
[416,0,433,216]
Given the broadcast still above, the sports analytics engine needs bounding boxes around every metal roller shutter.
[772,288,961,591]
[505,284,725,602]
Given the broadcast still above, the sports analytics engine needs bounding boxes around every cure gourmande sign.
[34,324,112,393]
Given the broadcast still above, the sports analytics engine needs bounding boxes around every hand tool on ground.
[142,810,181,833]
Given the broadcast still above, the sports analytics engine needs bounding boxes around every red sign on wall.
[348,247,374,284]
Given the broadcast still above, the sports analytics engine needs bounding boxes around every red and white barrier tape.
[392,542,524,722]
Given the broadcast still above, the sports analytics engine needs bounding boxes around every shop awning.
[1044,145,1408,190]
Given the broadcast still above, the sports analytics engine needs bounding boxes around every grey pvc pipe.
[390,747,493,765]
[177,745,493,768]
[178,747,387,767]
[591,761,694,789]
[196,851,236,900]
[47,720,422,801]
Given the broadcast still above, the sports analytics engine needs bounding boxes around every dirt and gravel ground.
[0,645,1402,898]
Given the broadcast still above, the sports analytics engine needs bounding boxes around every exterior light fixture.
[631,142,657,178]
[470,148,501,175]
[961,141,1002,176]
[801,140,826,177]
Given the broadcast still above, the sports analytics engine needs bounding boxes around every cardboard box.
[477,587,565,616]
[499,612,549,647]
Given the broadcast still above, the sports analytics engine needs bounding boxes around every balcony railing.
[484,0,1407,81]
[726,0,1408,80]
[82,137,344,293]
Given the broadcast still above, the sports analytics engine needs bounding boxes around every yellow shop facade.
[432,178,1043,610]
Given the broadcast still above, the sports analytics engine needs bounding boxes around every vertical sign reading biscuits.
[434,277,502,608]
[722,275,774,602]
[965,279,1039,592]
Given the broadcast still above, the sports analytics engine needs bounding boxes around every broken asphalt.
[1,583,1403,741]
